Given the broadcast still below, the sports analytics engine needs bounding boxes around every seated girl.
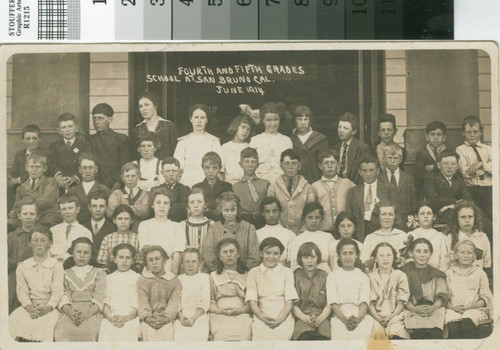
[446,240,492,339]
[202,192,260,272]
[174,248,210,341]
[99,243,141,342]
[54,237,106,342]
[327,238,373,341]
[137,245,181,341]
[289,202,334,273]
[328,211,364,270]
[9,225,64,342]
[292,242,331,340]
[401,238,448,339]
[368,242,410,339]
[407,203,450,271]
[209,238,253,341]
[246,237,299,341]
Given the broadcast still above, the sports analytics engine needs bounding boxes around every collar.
[374,229,403,236]
[264,223,282,229]
[97,129,112,136]
[459,230,480,238]
[364,179,377,187]
[91,217,105,226]
[211,269,246,289]
[136,116,168,126]
[64,137,76,144]
[16,227,33,236]
[259,263,282,273]
[342,138,353,146]
[126,186,139,193]
[386,168,399,176]
[83,180,95,187]
[295,267,321,279]
[464,141,483,147]
[71,264,93,274]
[65,221,78,227]
[322,175,338,182]
[142,269,176,281]
[25,256,57,269]
[448,264,479,276]
[242,174,258,182]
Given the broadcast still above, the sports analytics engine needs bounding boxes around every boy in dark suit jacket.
[151,156,190,222]
[415,121,448,200]
[8,152,60,231]
[378,144,416,231]
[89,103,131,190]
[424,150,472,224]
[193,152,232,221]
[49,113,91,191]
[333,112,371,184]
[81,191,117,260]
[345,155,400,242]
[68,153,110,223]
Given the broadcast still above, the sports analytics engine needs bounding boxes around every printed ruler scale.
[2,0,454,42]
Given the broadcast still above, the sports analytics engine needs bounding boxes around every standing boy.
[192,152,232,221]
[68,153,110,223]
[415,121,448,199]
[89,103,131,190]
[49,195,93,262]
[151,157,190,222]
[232,147,270,229]
[374,113,405,170]
[345,155,400,241]
[455,116,492,223]
[311,149,355,233]
[8,199,39,312]
[49,113,91,191]
[333,112,371,184]
[8,152,60,231]
[107,162,151,230]
[81,191,116,259]
[268,149,315,234]
[378,144,416,229]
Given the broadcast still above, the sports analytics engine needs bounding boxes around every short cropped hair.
[26,152,47,168]
[202,152,222,167]
[18,197,38,214]
[426,121,447,135]
[92,103,114,117]
[22,124,41,138]
[437,149,459,163]
[338,112,359,132]
[280,148,301,163]
[260,102,282,121]
[302,202,325,221]
[57,113,78,125]
[142,245,169,261]
[377,113,396,130]
[112,204,134,220]
[383,143,403,157]
[78,152,97,167]
[240,147,259,161]
[357,154,379,170]
[334,211,358,232]
[462,115,483,132]
[58,194,79,208]
[182,247,201,261]
[112,243,137,259]
[136,131,159,147]
[317,149,339,163]
[260,196,282,213]
[121,162,140,176]
[68,237,93,255]
[161,156,180,169]
[88,190,108,205]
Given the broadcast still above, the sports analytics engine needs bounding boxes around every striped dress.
[54,266,106,342]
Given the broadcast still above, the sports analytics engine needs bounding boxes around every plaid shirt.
[97,231,141,265]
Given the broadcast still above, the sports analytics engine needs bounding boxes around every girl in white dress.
[9,225,64,342]
[249,102,293,183]
[174,248,210,341]
[327,238,373,341]
[138,187,186,275]
[99,243,141,341]
[174,104,222,187]
[221,114,254,184]
[407,203,450,271]
[246,237,299,341]
[368,242,410,339]
[445,240,492,339]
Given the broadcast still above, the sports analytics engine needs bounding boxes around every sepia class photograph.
[0,41,498,349]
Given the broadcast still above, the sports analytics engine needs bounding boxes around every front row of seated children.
[9,219,492,342]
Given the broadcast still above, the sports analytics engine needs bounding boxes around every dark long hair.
[336,238,364,270]
[215,238,247,274]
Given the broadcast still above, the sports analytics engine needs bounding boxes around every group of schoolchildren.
[6,94,494,342]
